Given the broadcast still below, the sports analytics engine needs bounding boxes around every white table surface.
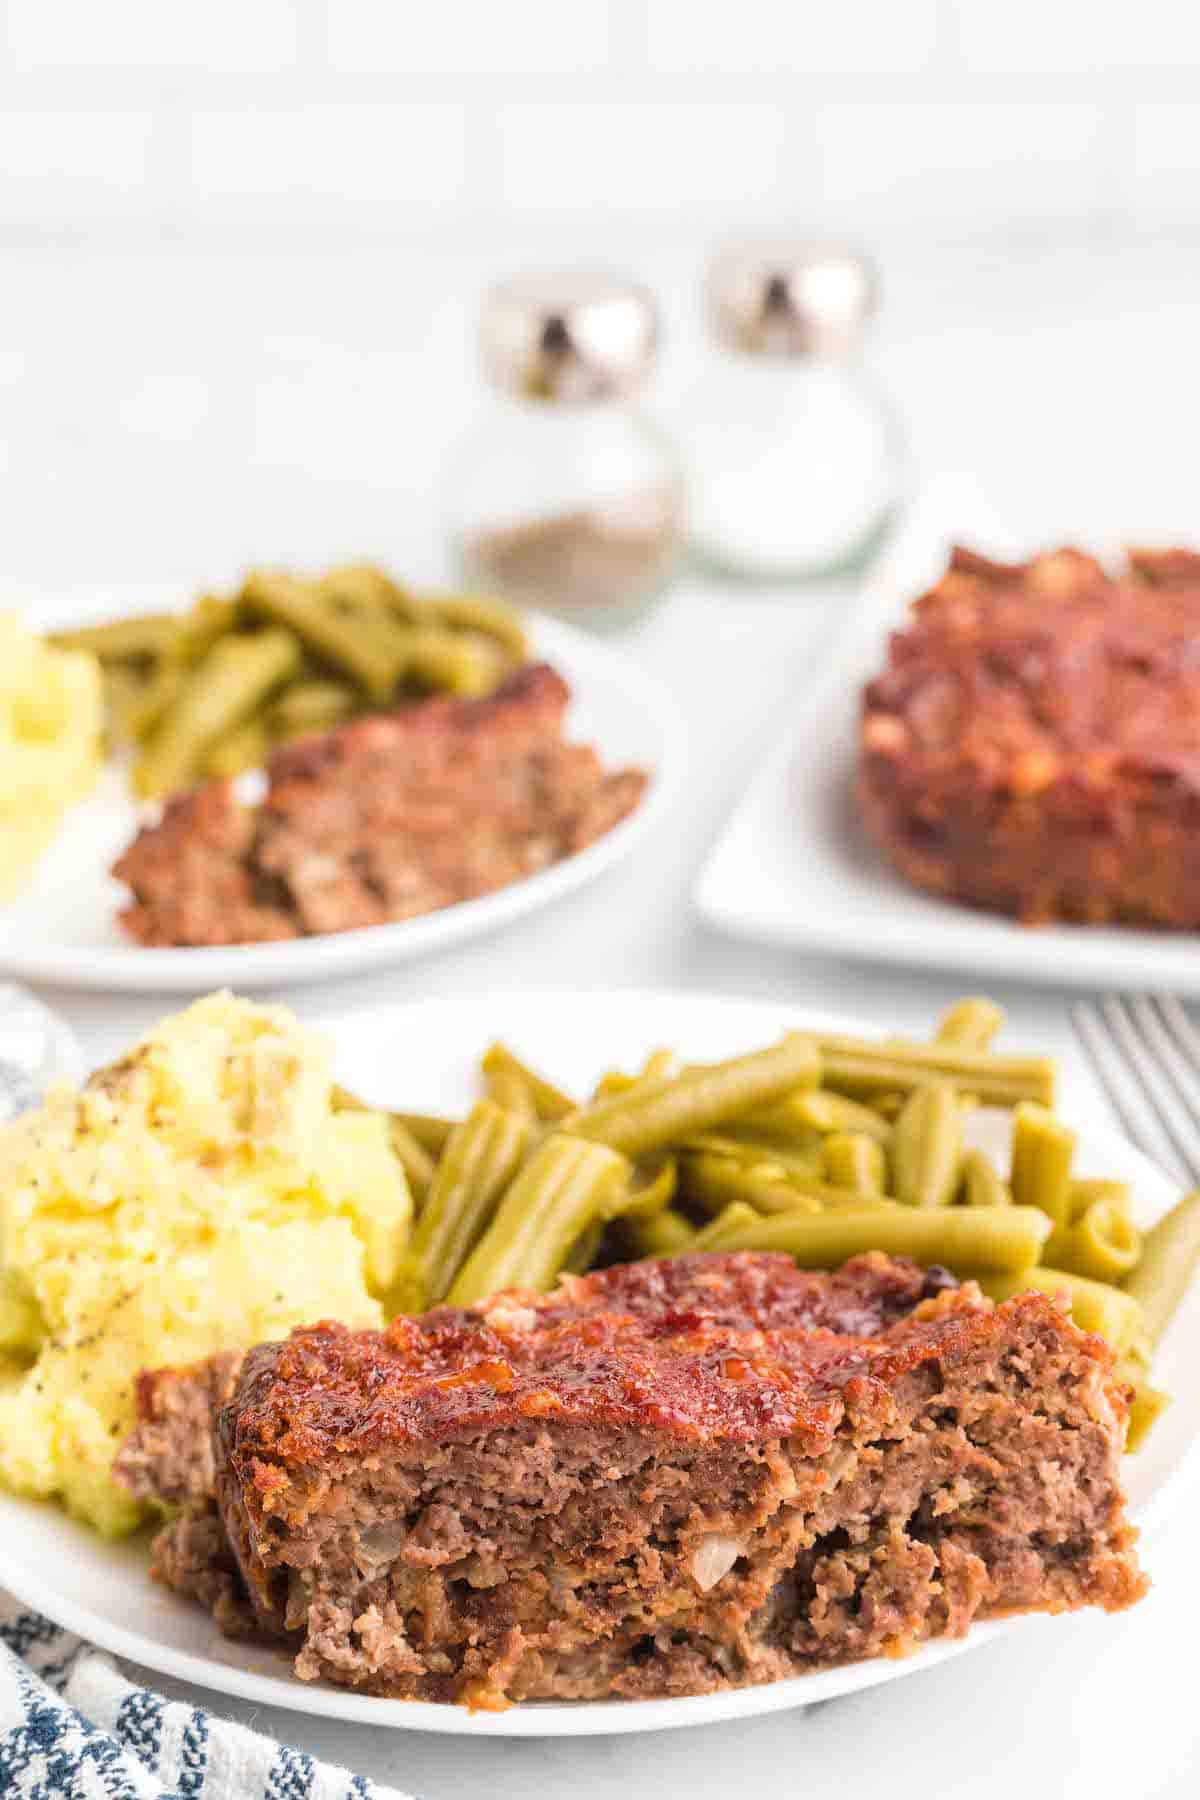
[4,234,1199,1797]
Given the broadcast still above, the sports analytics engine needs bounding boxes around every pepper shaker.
[441,272,683,627]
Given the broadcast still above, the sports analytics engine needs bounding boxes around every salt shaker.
[676,243,904,582]
[441,272,683,627]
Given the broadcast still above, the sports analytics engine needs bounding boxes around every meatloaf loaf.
[858,544,1200,927]
[117,1252,1144,1707]
[113,663,646,946]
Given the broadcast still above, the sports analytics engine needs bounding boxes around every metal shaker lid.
[706,241,879,358]
[479,271,660,403]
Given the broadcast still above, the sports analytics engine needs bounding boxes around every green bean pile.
[337,998,1200,1456]
[51,564,529,799]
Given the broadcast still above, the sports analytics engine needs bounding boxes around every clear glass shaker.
[676,243,904,582]
[442,272,683,628]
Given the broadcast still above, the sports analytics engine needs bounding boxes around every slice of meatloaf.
[858,544,1200,927]
[113,663,647,947]
[118,1253,1144,1706]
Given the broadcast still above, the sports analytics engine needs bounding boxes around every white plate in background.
[0,608,684,992]
[0,990,1192,1738]
[694,486,1200,992]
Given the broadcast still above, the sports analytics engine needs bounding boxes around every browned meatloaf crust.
[858,544,1200,927]
[113,663,646,946]
[117,1253,1144,1707]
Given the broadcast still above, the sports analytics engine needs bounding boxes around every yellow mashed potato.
[0,612,103,897]
[0,992,411,1536]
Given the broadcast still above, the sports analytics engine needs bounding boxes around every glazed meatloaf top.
[120,1253,950,1510]
[113,662,647,947]
[862,544,1200,790]
[217,1252,1117,1510]
[120,1251,1142,1706]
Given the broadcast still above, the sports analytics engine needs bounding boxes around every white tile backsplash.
[954,0,1200,75]
[810,101,1117,230]
[188,103,470,214]
[644,0,942,76]
[5,0,300,73]
[0,0,1197,247]
[325,0,612,77]
[0,109,157,225]
[1127,103,1200,224]
[495,100,795,216]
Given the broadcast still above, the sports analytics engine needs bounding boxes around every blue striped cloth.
[0,1598,414,1799]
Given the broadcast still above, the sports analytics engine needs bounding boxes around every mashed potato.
[0,613,102,897]
[0,992,411,1536]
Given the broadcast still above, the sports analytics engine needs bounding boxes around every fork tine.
[1071,1001,1190,1187]
[1152,993,1200,1078]
[1129,996,1200,1176]
[1100,995,1200,1185]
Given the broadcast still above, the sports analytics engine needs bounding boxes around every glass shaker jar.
[676,242,904,582]
[442,272,683,628]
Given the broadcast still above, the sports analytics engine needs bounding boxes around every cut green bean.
[814,1034,1055,1108]
[449,1134,630,1303]
[616,1156,677,1220]
[202,716,269,778]
[268,678,356,737]
[241,571,404,700]
[983,1267,1143,1353]
[1119,1369,1171,1452]
[892,1081,961,1208]
[622,1208,696,1259]
[177,594,240,663]
[564,1220,605,1275]
[391,1111,455,1156]
[565,1034,820,1159]
[1046,1198,1142,1283]
[1068,1178,1132,1225]
[429,594,529,660]
[934,998,1005,1049]
[691,1202,760,1253]
[1009,1102,1076,1229]
[960,1148,1012,1209]
[679,1153,824,1217]
[403,1100,531,1308]
[50,614,180,663]
[678,1204,1050,1271]
[122,656,187,743]
[402,628,497,697]
[749,1088,891,1144]
[385,1120,436,1208]
[1123,1189,1200,1350]
[134,628,302,798]
[483,1066,536,1119]
[594,1052,685,1102]
[684,1132,824,1178]
[481,1043,575,1121]
[821,1132,886,1196]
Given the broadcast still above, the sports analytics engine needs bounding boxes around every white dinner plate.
[0,601,684,991]
[0,989,1194,1738]
[695,484,1200,992]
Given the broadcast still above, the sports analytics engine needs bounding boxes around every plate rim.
[0,610,686,992]
[1,986,1194,1737]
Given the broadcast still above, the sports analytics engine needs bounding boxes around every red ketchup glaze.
[221,1251,1065,1486]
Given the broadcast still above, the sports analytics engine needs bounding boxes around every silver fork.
[1071,994,1200,1188]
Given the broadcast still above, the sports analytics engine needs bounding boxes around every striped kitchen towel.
[0,1599,414,1799]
